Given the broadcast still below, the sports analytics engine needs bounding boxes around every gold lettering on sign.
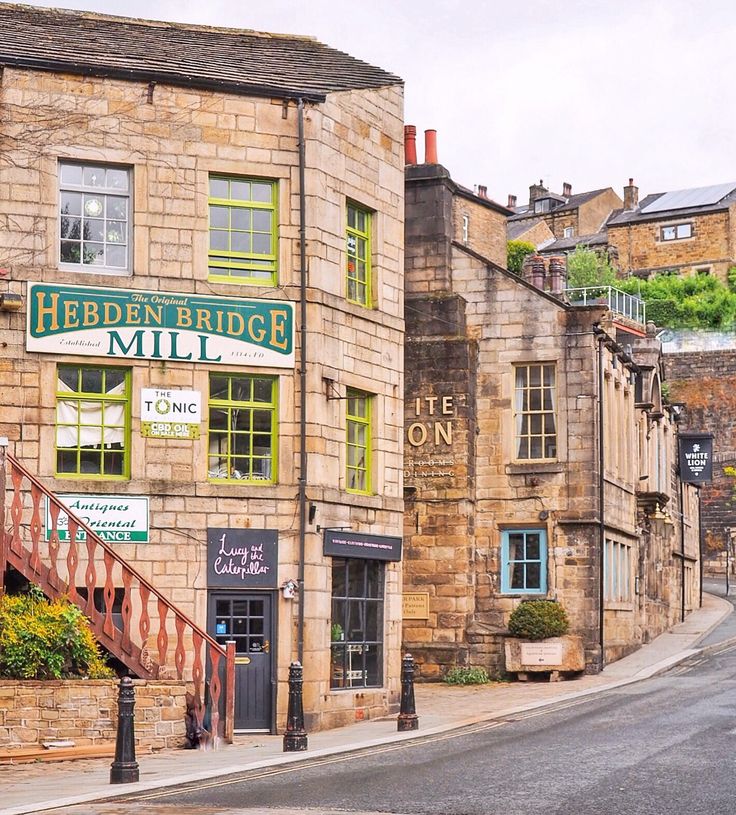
[407,423,428,447]
[402,592,430,619]
[407,394,459,448]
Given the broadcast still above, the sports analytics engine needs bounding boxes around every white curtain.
[56,379,125,448]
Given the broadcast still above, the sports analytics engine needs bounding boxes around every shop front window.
[330,558,383,689]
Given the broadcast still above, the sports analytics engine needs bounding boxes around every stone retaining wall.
[0,679,187,751]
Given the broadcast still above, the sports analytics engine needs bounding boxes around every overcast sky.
[16,0,736,207]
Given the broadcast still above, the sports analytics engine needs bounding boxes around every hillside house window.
[346,389,372,494]
[330,558,383,689]
[208,176,277,285]
[208,374,277,483]
[59,162,130,273]
[501,529,547,594]
[514,364,557,460]
[563,226,574,238]
[346,202,372,306]
[604,539,632,603]
[55,366,130,478]
[660,223,692,241]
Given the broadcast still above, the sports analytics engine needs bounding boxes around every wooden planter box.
[504,634,585,681]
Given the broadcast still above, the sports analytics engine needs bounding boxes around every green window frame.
[208,175,278,285]
[346,202,372,307]
[55,365,130,479]
[346,389,372,494]
[207,374,277,483]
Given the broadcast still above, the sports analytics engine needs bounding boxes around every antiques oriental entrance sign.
[26,283,295,367]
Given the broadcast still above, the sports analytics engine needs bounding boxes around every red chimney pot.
[404,125,417,166]
[424,129,438,165]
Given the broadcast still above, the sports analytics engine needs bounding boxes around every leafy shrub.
[443,666,490,685]
[566,245,618,289]
[508,599,569,641]
[617,272,736,329]
[0,588,114,679]
[507,240,536,274]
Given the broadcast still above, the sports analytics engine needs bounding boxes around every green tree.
[617,273,736,329]
[506,240,535,274]
[566,245,617,288]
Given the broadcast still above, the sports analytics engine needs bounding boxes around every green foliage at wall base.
[508,599,569,641]
[0,587,114,679]
[443,666,490,685]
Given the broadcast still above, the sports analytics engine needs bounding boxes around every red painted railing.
[0,449,235,746]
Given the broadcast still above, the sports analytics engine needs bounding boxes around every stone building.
[607,180,736,282]
[402,133,700,677]
[0,4,405,733]
[507,180,622,246]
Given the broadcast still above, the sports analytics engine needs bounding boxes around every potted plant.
[503,599,584,680]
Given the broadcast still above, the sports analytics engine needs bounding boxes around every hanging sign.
[45,495,150,542]
[140,388,201,439]
[26,283,294,367]
[678,433,714,483]
[323,529,402,562]
[207,528,279,588]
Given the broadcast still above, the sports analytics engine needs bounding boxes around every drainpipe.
[679,461,686,623]
[594,327,606,670]
[296,98,308,664]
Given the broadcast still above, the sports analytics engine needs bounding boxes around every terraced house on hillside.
[0,3,405,737]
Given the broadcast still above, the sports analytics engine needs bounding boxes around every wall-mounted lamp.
[281,579,298,600]
[0,292,23,312]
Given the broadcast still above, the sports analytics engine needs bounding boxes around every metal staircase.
[0,447,235,744]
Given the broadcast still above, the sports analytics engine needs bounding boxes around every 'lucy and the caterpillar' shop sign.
[26,283,295,367]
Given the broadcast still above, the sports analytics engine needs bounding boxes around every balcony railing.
[564,286,646,327]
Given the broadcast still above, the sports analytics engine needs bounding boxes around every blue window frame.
[501,529,547,594]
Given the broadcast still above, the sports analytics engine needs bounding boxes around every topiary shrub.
[0,587,114,679]
[507,599,569,641]
[443,666,490,685]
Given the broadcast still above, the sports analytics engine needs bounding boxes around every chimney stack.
[529,179,548,205]
[624,177,639,210]
[562,182,572,198]
[404,125,417,166]
[548,255,567,295]
[508,194,517,209]
[477,185,488,199]
[523,254,546,290]
[424,129,438,164]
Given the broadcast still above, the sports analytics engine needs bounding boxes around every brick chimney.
[562,182,572,198]
[508,194,517,209]
[529,179,548,206]
[424,129,438,164]
[523,254,546,290]
[404,125,417,166]
[624,177,639,210]
[477,185,488,199]
[548,255,567,295]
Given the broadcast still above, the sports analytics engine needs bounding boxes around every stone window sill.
[506,462,564,476]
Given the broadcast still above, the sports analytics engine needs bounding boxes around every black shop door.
[209,592,274,732]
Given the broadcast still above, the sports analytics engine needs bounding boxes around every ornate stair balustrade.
[0,449,235,745]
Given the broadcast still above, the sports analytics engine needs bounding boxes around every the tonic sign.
[678,433,714,483]
[140,388,201,439]
[44,495,150,542]
[26,283,294,367]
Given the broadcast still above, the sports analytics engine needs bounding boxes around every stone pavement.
[1,591,732,815]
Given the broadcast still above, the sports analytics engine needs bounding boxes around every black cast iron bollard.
[283,661,308,752]
[110,676,140,784]
[397,653,419,732]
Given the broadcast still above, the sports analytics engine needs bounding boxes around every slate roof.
[507,188,612,221]
[538,231,609,253]
[0,3,402,101]
[608,185,736,226]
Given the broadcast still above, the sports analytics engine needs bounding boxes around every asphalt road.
[53,643,736,815]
